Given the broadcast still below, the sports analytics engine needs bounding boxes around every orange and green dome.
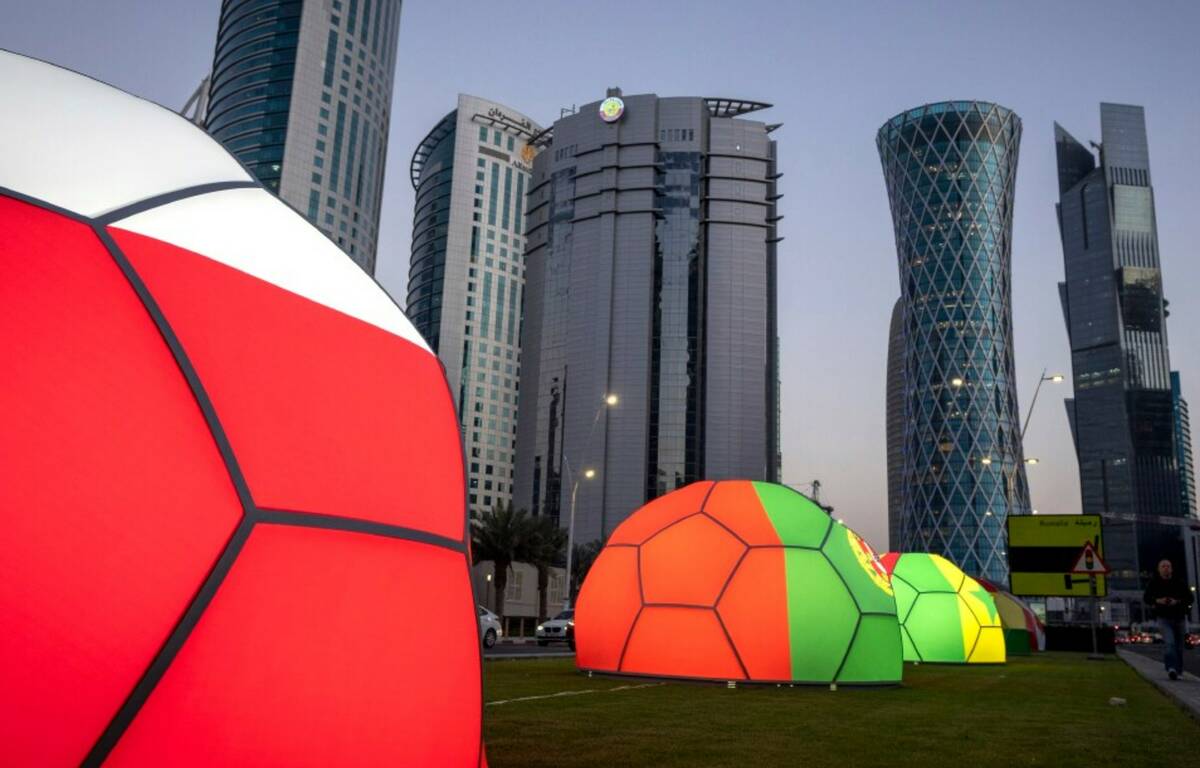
[575,481,903,684]
[881,552,1006,664]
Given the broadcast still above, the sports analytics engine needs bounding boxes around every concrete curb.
[485,652,575,661]
[1117,648,1200,722]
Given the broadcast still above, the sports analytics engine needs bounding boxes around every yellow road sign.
[1007,515,1106,597]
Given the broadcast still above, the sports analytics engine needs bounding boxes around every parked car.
[478,605,502,649]
[536,609,575,650]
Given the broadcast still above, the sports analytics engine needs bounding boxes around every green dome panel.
[905,592,966,662]
[784,549,858,681]
[753,482,830,548]
[838,614,903,683]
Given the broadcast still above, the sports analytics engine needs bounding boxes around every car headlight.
[537,624,544,632]
[568,620,575,627]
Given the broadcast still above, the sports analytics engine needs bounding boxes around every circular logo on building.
[598,96,625,123]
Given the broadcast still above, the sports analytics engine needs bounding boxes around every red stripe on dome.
[109,227,465,541]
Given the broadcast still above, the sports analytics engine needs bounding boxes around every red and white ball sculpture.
[0,51,482,766]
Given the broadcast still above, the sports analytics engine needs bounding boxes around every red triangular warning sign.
[1070,542,1109,574]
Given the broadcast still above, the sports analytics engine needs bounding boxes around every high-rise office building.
[205,0,401,273]
[886,297,905,552]
[1173,372,1197,521]
[1056,104,1186,609]
[406,95,542,518]
[514,90,781,544]
[878,101,1029,584]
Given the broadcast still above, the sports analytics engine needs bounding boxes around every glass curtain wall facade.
[878,101,1029,584]
[207,0,401,273]
[886,296,905,552]
[514,91,781,545]
[1056,104,1186,609]
[407,96,542,518]
[1173,372,1197,520]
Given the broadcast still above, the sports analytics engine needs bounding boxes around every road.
[1124,642,1200,677]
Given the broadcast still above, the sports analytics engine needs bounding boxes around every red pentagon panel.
[621,607,745,680]
[0,196,241,766]
[607,480,714,545]
[107,524,481,766]
[108,228,465,541]
[716,548,791,681]
[574,547,642,671]
[702,480,780,545]
[640,514,745,606]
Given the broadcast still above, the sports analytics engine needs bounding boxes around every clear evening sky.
[6,0,1197,550]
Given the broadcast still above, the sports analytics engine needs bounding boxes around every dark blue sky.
[6,0,1197,548]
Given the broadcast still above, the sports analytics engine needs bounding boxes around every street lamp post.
[1021,368,1066,442]
[562,394,618,611]
[1006,369,1064,514]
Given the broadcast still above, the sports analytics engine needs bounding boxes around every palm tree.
[527,515,568,622]
[470,502,534,622]
[569,539,604,605]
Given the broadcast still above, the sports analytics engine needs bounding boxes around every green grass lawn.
[483,654,1200,767]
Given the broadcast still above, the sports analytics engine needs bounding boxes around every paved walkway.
[1118,647,1200,721]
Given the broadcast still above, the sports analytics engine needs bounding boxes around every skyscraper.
[886,297,905,552]
[1173,372,1197,521]
[878,101,1029,584]
[1056,104,1186,609]
[407,95,542,518]
[514,90,781,544]
[205,0,402,273]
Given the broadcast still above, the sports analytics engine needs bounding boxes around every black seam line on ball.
[0,185,92,222]
[95,180,260,225]
[83,225,259,765]
[82,517,255,767]
[253,508,468,553]
[92,224,256,512]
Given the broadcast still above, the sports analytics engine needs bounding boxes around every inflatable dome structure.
[881,553,1006,664]
[0,51,483,766]
[575,481,903,684]
[978,579,1045,654]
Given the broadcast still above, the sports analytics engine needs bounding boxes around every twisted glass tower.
[877,101,1029,583]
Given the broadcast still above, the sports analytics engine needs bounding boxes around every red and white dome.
[0,50,482,766]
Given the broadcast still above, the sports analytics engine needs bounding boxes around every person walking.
[1143,558,1194,680]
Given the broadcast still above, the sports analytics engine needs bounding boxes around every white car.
[478,605,502,649]
[536,609,575,649]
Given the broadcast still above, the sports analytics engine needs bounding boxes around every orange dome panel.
[620,607,744,680]
[607,480,714,545]
[574,546,642,671]
[641,514,745,606]
[716,548,790,680]
[703,480,780,546]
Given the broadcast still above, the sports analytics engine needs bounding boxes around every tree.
[527,515,568,622]
[570,539,604,605]
[470,502,534,621]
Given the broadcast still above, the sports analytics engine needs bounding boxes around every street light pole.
[562,394,617,612]
[1021,368,1065,442]
[1008,369,1065,514]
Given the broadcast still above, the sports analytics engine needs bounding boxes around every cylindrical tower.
[206,0,402,273]
[877,101,1028,584]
